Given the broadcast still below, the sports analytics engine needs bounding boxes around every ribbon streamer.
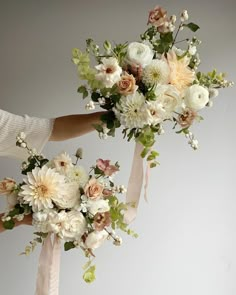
[35,234,61,295]
[124,142,144,224]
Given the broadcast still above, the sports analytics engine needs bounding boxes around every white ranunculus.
[87,199,110,216]
[154,84,181,117]
[85,230,108,249]
[49,210,86,241]
[126,42,154,68]
[184,84,209,110]
[95,57,122,88]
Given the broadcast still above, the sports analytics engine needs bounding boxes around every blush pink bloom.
[84,178,104,200]
[147,6,169,33]
[102,189,114,198]
[93,211,111,231]
[96,159,119,176]
[177,109,197,128]
[0,178,16,195]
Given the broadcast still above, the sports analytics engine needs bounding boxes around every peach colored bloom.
[84,178,104,200]
[93,211,111,231]
[177,109,197,128]
[0,178,16,195]
[117,73,138,95]
[147,6,169,33]
[167,50,195,93]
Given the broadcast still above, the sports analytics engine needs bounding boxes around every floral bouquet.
[0,132,137,283]
[72,5,233,167]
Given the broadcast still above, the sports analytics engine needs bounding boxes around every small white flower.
[158,124,165,135]
[51,152,73,174]
[85,100,95,110]
[181,10,189,21]
[20,143,27,148]
[170,15,177,24]
[142,59,170,86]
[113,236,122,246]
[184,85,209,110]
[98,97,106,105]
[188,46,197,56]
[209,88,219,99]
[95,57,122,88]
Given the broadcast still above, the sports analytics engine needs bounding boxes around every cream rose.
[117,73,138,95]
[184,85,209,110]
[85,230,108,249]
[84,178,104,200]
[126,42,154,68]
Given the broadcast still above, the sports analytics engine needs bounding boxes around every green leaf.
[184,22,200,32]
[3,219,15,230]
[83,265,96,283]
[141,147,150,158]
[64,241,75,251]
[91,92,101,102]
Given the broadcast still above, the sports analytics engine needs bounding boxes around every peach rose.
[117,73,138,95]
[0,178,16,195]
[84,178,104,200]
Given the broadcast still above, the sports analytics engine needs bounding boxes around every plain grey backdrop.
[0,0,235,294]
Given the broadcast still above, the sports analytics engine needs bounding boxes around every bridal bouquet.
[73,5,233,167]
[0,133,136,283]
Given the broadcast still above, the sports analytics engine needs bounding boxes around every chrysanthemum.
[67,166,89,187]
[167,50,195,93]
[142,59,170,86]
[95,57,122,88]
[114,92,147,129]
[20,166,67,211]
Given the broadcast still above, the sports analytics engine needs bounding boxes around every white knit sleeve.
[0,109,55,160]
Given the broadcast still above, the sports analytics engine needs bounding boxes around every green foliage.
[77,85,89,99]
[83,265,96,283]
[196,69,231,88]
[183,22,200,32]
[64,241,76,251]
[3,219,15,230]
[137,127,155,148]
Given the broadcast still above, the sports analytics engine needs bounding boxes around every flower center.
[106,67,114,74]
[36,185,49,197]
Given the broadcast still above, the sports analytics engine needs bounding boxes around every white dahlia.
[142,59,170,86]
[49,210,87,241]
[67,166,89,187]
[19,165,66,211]
[95,57,122,88]
[114,92,147,129]
[54,181,80,209]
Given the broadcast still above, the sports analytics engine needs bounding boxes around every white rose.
[87,199,110,216]
[154,84,181,116]
[126,42,154,68]
[49,210,86,241]
[85,230,108,249]
[184,85,209,110]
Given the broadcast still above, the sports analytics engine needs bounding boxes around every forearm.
[49,112,104,141]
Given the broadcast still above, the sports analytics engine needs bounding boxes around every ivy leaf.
[3,219,15,230]
[77,86,89,99]
[183,22,200,32]
[64,241,75,251]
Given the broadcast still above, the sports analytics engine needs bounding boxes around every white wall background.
[0,0,235,294]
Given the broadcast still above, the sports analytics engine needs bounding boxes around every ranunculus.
[95,57,122,88]
[125,42,154,68]
[84,178,104,200]
[117,73,138,95]
[85,230,108,249]
[0,178,16,195]
[93,211,111,231]
[147,6,170,33]
[96,159,119,176]
[184,85,209,110]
